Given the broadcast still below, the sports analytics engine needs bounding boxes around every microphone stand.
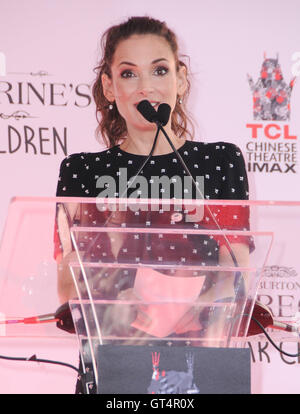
[154,120,244,300]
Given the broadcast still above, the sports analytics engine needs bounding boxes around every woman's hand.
[101,288,141,337]
[57,250,81,304]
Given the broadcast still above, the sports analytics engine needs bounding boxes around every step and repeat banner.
[0,0,300,394]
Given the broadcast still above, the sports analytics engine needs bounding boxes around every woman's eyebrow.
[118,58,169,67]
[118,61,136,67]
[152,58,168,64]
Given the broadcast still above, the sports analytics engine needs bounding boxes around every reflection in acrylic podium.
[1,197,300,393]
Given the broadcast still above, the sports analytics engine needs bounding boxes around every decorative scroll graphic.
[261,265,297,278]
[0,110,37,120]
[6,70,51,77]
[248,54,296,121]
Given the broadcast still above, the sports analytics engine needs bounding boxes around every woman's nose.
[137,75,154,95]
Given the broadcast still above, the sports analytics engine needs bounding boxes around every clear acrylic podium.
[1,196,300,393]
[59,197,271,393]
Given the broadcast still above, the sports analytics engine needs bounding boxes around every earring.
[178,97,183,104]
[108,103,114,110]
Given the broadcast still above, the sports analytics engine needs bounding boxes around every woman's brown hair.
[92,16,194,147]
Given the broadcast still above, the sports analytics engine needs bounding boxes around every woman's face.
[102,34,187,134]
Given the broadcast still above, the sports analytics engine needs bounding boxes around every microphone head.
[157,103,171,126]
[55,302,75,334]
[136,100,158,123]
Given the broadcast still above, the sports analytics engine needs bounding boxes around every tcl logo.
[246,123,297,140]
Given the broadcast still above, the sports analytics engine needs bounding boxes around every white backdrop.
[0,0,300,393]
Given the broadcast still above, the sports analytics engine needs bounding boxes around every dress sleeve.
[56,154,86,197]
[207,143,254,252]
[53,154,84,261]
[219,143,249,200]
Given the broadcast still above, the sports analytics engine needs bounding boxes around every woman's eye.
[120,70,135,78]
[154,66,168,76]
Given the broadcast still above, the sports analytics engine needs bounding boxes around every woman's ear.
[101,73,115,102]
[176,65,188,96]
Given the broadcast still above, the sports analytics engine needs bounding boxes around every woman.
[54,16,251,393]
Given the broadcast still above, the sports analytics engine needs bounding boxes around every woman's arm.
[218,242,250,297]
[56,251,79,304]
[198,241,250,304]
[55,203,80,304]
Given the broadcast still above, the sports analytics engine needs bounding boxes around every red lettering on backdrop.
[283,125,297,140]
[246,123,298,140]
[246,123,263,138]
[265,124,280,139]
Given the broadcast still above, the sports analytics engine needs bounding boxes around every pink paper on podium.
[131,268,204,337]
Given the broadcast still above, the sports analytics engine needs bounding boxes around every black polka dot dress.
[55,140,251,264]
[56,140,249,200]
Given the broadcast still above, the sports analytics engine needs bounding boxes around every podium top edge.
[9,196,300,207]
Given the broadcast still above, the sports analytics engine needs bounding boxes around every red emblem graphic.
[248,53,296,121]
[147,351,200,394]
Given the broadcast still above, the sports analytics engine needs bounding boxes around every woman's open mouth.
[135,101,160,110]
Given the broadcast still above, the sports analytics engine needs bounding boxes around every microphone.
[137,100,159,124]
[0,314,58,325]
[0,302,76,334]
[157,103,171,126]
[136,100,171,127]
[1,300,298,338]
[137,101,205,212]
[246,301,299,336]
